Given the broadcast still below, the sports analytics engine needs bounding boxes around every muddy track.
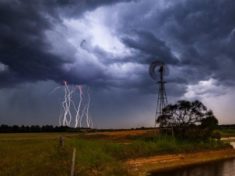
[127,148,235,176]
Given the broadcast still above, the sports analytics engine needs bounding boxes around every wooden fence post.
[71,148,76,176]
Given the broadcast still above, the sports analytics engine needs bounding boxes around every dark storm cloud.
[157,0,235,85]
[57,0,137,18]
[1,0,235,93]
[0,0,135,88]
[1,0,235,127]
[0,0,67,87]
[105,0,235,95]
[121,30,179,65]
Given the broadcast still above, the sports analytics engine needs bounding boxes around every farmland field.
[0,130,231,176]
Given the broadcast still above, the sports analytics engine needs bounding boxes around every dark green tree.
[201,110,218,129]
[158,100,218,138]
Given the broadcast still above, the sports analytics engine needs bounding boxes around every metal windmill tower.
[149,61,168,127]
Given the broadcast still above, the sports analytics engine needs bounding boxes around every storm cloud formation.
[1,0,235,127]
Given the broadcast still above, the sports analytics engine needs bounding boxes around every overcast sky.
[0,0,235,128]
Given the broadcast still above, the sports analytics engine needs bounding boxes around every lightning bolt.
[62,81,74,126]
[85,87,91,128]
[56,81,93,128]
[74,85,83,128]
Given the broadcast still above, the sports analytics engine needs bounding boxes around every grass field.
[219,129,235,137]
[0,130,231,176]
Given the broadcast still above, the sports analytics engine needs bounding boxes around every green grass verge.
[0,133,230,176]
[218,129,235,137]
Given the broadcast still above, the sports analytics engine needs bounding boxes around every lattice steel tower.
[149,61,168,127]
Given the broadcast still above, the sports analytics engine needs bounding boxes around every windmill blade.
[162,64,169,76]
[149,60,163,80]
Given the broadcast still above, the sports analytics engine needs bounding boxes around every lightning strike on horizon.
[61,81,74,126]
[74,85,83,128]
[58,81,93,128]
[85,87,92,128]
[76,86,93,128]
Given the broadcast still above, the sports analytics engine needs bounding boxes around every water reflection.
[229,142,235,148]
[151,159,235,176]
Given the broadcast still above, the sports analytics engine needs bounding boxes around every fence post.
[71,148,76,176]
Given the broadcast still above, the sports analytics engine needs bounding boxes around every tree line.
[0,125,91,133]
[0,125,155,133]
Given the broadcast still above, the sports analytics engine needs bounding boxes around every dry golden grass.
[85,129,157,140]
[0,130,231,176]
[0,133,72,176]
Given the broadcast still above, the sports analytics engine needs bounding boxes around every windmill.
[149,61,168,127]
